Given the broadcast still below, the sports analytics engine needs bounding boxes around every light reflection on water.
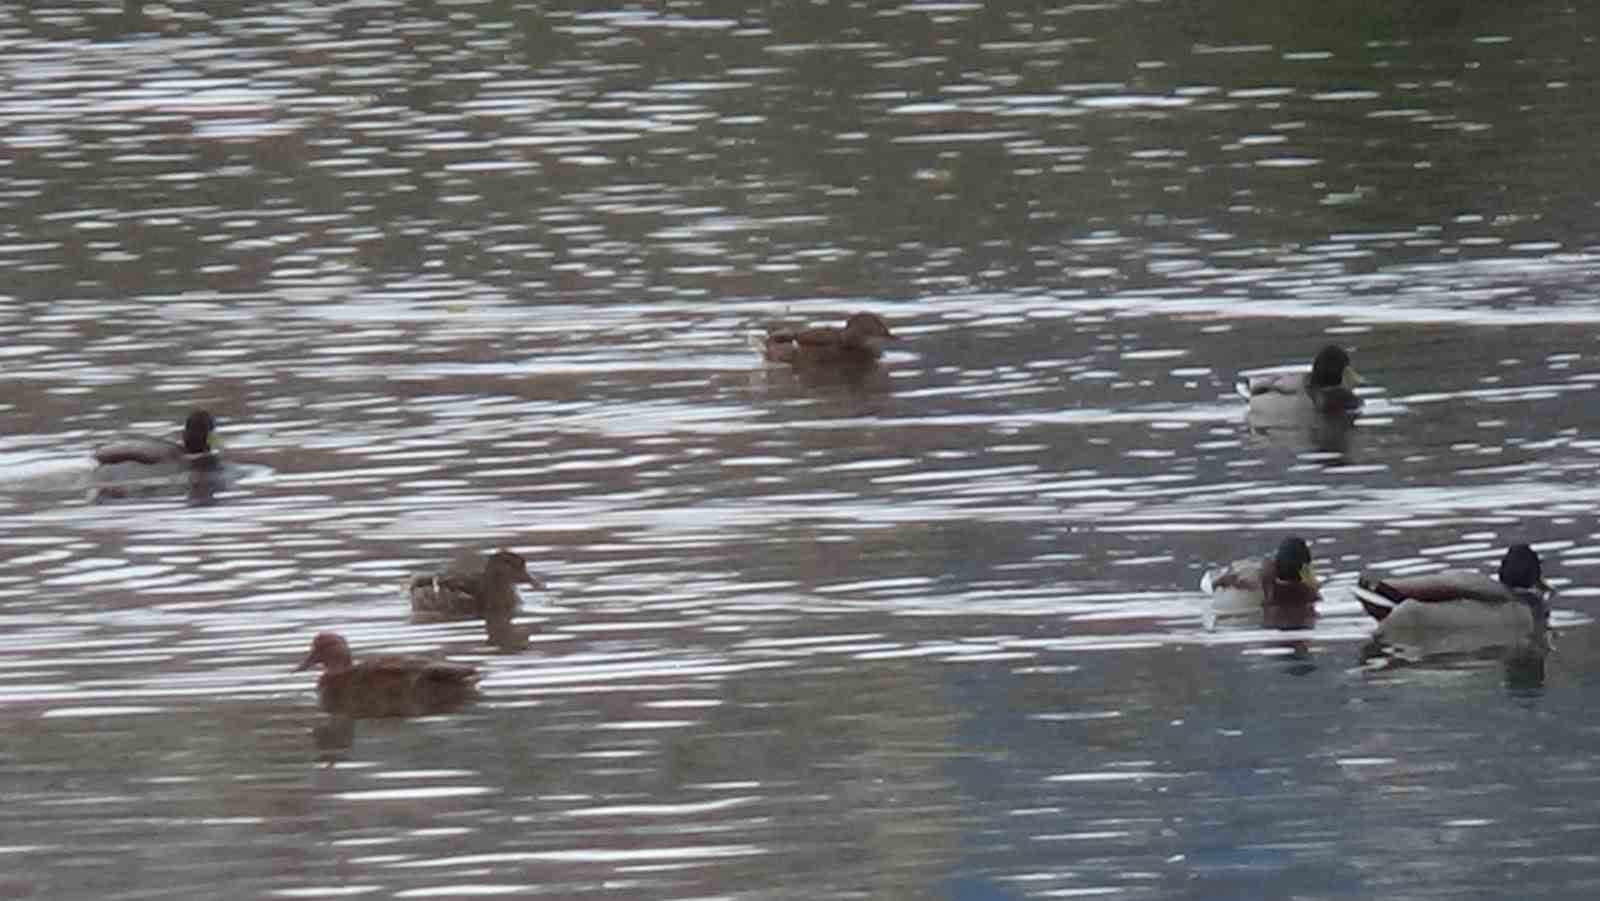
[4,1,1600,898]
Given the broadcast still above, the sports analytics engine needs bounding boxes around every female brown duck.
[764,312,895,368]
[294,632,480,718]
[409,548,541,622]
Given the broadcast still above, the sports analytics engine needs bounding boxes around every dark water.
[3,2,1600,899]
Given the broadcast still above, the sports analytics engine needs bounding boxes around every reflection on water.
[3,1,1600,898]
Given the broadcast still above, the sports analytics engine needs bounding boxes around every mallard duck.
[294,632,480,718]
[763,312,895,368]
[480,551,540,651]
[93,409,219,466]
[409,548,541,622]
[1199,537,1321,628]
[1239,345,1362,419]
[1353,544,1552,638]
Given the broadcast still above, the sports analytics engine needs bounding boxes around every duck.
[479,551,540,652]
[763,312,895,369]
[1353,544,1552,639]
[1199,537,1321,628]
[409,548,541,623]
[93,409,220,467]
[293,632,480,718]
[1239,345,1362,420]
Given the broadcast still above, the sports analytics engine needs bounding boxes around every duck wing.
[790,324,847,348]
[323,656,478,717]
[415,659,481,686]
[93,435,183,465]
[1201,557,1264,594]
[1199,556,1271,617]
[1241,372,1308,398]
[1353,569,1518,621]
[1371,570,1516,603]
[358,655,480,694]
[409,569,488,621]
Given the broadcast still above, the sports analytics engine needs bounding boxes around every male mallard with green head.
[93,409,220,467]
[764,312,895,368]
[1354,543,1552,638]
[1200,537,1321,628]
[1240,345,1362,420]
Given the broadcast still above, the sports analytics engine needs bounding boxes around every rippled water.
[4,3,1600,899]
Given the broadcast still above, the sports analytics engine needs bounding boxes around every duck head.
[486,548,542,589]
[1499,543,1551,595]
[843,312,895,352]
[295,632,353,672]
[183,409,219,455]
[1274,537,1317,589]
[1310,345,1360,390]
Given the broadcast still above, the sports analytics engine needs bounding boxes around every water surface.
[3,3,1600,899]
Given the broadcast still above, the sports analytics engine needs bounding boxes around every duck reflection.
[91,464,227,506]
[1359,626,1551,695]
[1272,638,1318,676]
[1246,415,1356,460]
[786,357,894,395]
[311,715,356,764]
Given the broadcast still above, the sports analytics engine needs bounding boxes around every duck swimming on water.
[1199,537,1321,629]
[1239,345,1362,420]
[1354,544,1552,639]
[93,409,220,467]
[763,312,895,369]
[408,548,542,623]
[294,632,480,719]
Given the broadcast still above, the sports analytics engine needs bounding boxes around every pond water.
[3,2,1600,899]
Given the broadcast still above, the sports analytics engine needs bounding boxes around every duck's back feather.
[1199,557,1265,613]
[765,323,881,365]
[1354,569,1532,622]
[1243,372,1307,398]
[318,655,479,718]
[1241,372,1361,418]
[93,436,185,466]
[410,573,489,621]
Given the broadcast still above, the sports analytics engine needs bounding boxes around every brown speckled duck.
[409,548,541,622]
[294,632,480,718]
[1199,537,1321,629]
[93,409,219,466]
[764,312,895,369]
